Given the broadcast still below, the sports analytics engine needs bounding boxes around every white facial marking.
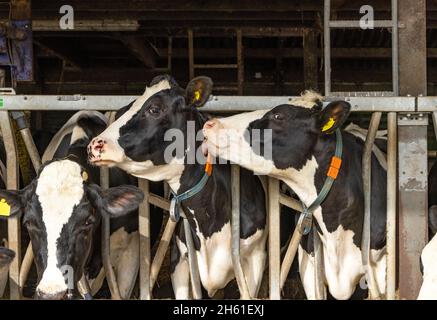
[290,90,323,109]
[70,125,87,145]
[418,235,437,299]
[36,160,84,295]
[94,79,171,164]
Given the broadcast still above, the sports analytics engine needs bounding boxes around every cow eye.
[273,113,283,121]
[148,105,161,115]
[85,216,95,226]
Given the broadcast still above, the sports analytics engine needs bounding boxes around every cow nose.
[35,289,67,300]
[88,137,106,160]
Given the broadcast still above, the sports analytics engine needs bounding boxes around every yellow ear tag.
[0,198,11,217]
[322,117,335,132]
[82,171,88,182]
[193,90,201,103]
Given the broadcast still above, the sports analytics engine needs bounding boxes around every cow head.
[202,91,350,177]
[0,159,144,299]
[87,75,213,184]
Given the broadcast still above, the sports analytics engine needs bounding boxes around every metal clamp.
[298,209,313,236]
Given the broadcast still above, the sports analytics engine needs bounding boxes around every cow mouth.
[88,158,117,167]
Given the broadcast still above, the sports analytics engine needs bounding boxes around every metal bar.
[433,112,437,142]
[313,229,327,299]
[268,177,280,300]
[279,194,302,212]
[386,112,397,300]
[362,112,382,299]
[150,219,177,290]
[138,178,151,300]
[237,29,244,96]
[0,112,20,299]
[417,97,437,111]
[188,29,194,80]
[0,95,416,112]
[100,162,122,300]
[231,165,251,299]
[279,225,302,290]
[329,20,395,28]
[324,0,331,95]
[182,216,202,299]
[392,0,399,95]
[398,114,428,300]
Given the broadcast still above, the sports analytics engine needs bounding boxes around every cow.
[418,160,437,299]
[0,246,15,297]
[202,91,388,300]
[0,158,144,299]
[87,75,269,299]
[42,110,164,299]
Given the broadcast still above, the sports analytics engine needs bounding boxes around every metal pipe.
[0,111,20,299]
[324,0,331,95]
[149,219,177,290]
[99,112,122,300]
[231,165,251,299]
[392,0,399,95]
[19,128,42,171]
[138,178,151,300]
[362,111,382,299]
[386,112,397,300]
[181,212,202,299]
[268,177,281,300]
[78,275,93,300]
[313,229,327,299]
[279,225,302,290]
[18,243,32,292]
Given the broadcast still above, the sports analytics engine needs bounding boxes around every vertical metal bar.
[150,219,177,290]
[323,0,331,95]
[398,115,428,300]
[362,112,382,299]
[268,177,280,300]
[100,111,121,299]
[391,0,399,95]
[313,229,327,299]
[188,29,194,80]
[182,216,202,299]
[386,112,397,300]
[236,29,244,96]
[0,112,20,299]
[432,112,437,142]
[138,178,151,300]
[231,165,250,299]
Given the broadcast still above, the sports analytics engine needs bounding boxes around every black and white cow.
[418,161,437,299]
[0,246,15,297]
[0,158,144,299]
[87,75,269,299]
[202,91,388,300]
[40,111,163,299]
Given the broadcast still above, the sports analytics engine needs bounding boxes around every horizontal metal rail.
[417,97,437,111]
[0,94,416,112]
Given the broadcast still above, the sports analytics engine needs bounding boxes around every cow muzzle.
[202,119,230,157]
[35,288,68,300]
[87,136,124,166]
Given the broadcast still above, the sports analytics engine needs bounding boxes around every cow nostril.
[204,120,216,130]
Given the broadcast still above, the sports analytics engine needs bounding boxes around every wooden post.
[303,29,318,90]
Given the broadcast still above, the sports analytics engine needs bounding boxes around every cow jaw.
[35,160,84,297]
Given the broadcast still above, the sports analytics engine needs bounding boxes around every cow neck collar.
[297,129,343,235]
[169,153,213,221]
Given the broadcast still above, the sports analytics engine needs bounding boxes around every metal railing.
[0,92,421,300]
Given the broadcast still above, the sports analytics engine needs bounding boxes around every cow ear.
[185,76,213,108]
[318,101,351,134]
[0,190,23,219]
[86,184,144,218]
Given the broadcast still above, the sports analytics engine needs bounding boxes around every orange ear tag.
[205,153,213,176]
[0,199,11,217]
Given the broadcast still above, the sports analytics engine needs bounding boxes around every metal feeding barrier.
[0,90,419,300]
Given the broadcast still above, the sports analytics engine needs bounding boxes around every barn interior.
[0,0,435,300]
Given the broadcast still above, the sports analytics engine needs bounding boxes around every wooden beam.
[303,28,318,90]
[118,36,157,69]
[34,40,84,70]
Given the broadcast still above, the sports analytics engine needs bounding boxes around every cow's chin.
[89,159,118,167]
